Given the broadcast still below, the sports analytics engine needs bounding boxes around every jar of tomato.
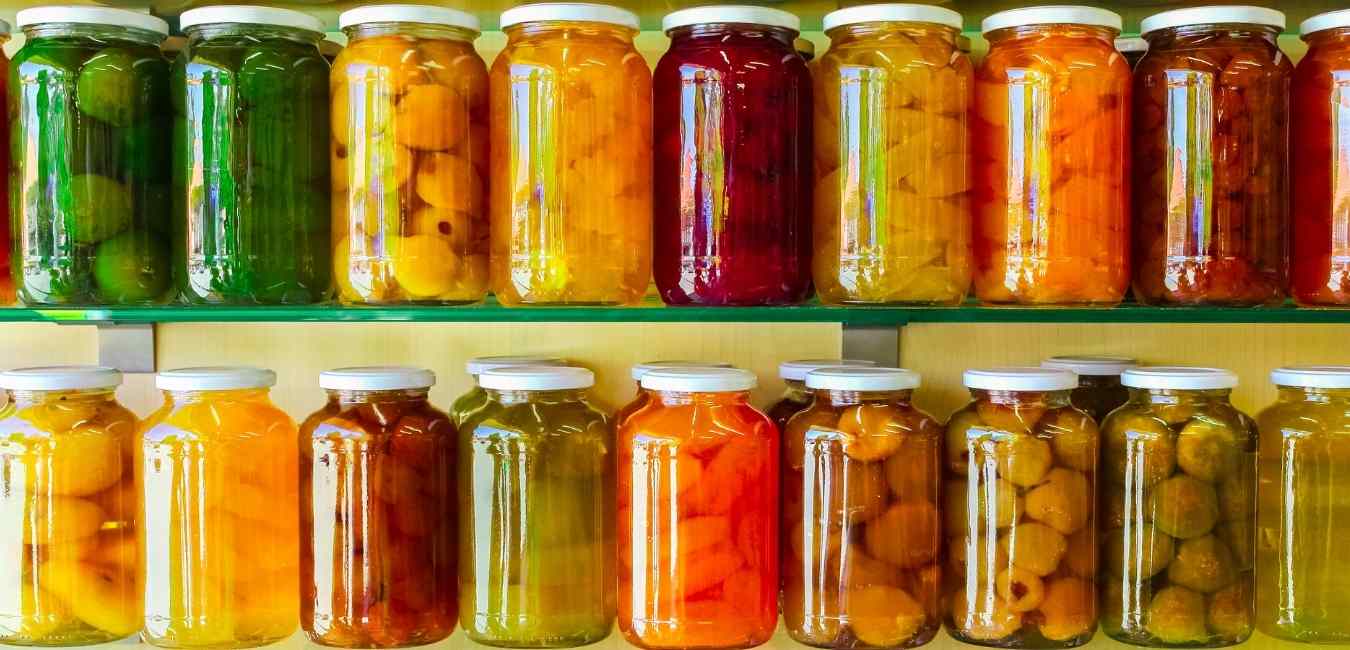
[618,368,778,649]
[490,3,651,306]
[813,4,972,305]
[1134,7,1291,306]
[449,354,566,425]
[653,6,811,305]
[973,7,1130,305]
[614,360,732,429]
[768,359,877,430]
[1040,355,1136,422]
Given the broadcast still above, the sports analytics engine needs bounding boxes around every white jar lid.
[823,4,962,32]
[479,366,594,391]
[779,359,876,382]
[964,367,1078,391]
[1271,366,1350,389]
[641,367,757,392]
[1141,6,1284,35]
[982,5,1122,34]
[1116,36,1148,53]
[157,366,277,391]
[631,360,733,381]
[805,367,921,391]
[1121,367,1238,390]
[320,366,436,390]
[340,4,480,31]
[663,6,799,32]
[500,3,639,30]
[1041,355,1137,377]
[0,19,12,35]
[466,355,566,376]
[1301,9,1350,35]
[0,366,122,391]
[180,6,325,33]
[17,6,169,35]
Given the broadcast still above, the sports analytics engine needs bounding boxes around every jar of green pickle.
[768,359,876,430]
[173,6,331,304]
[1256,366,1350,643]
[450,354,566,426]
[1041,356,1136,422]
[458,366,613,646]
[11,7,172,306]
[1100,367,1255,647]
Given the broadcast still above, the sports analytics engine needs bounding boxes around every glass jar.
[769,359,876,430]
[653,7,811,306]
[1133,8,1291,306]
[813,5,972,306]
[1116,36,1148,66]
[459,366,612,646]
[1099,367,1255,646]
[174,7,331,305]
[10,8,172,306]
[614,360,732,430]
[1041,356,1136,422]
[973,8,1130,306]
[490,4,651,306]
[300,367,456,647]
[0,367,139,645]
[944,368,1098,647]
[782,367,941,648]
[449,355,566,426]
[0,20,11,305]
[140,367,299,648]
[618,368,779,649]
[1256,366,1350,642]
[331,6,488,305]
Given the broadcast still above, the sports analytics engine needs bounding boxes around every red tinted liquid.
[1293,28,1350,305]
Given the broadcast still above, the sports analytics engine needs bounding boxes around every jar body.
[1133,25,1291,306]
[768,380,812,431]
[299,390,457,647]
[813,22,972,305]
[331,24,488,305]
[943,389,1098,647]
[1292,29,1350,305]
[489,22,651,306]
[10,24,172,305]
[0,389,141,644]
[458,389,613,646]
[173,24,331,304]
[140,388,300,647]
[617,391,779,649]
[1099,389,1255,646]
[0,34,12,305]
[1070,375,1129,423]
[782,389,941,648]
[653,24,811,306]
[1255,388,1350,642]
[973,26,1130,305]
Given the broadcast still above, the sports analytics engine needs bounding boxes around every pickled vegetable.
[1292,16,1350,305]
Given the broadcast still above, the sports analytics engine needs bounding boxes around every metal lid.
[1270,366,1350,389]
[1041,355,1137,376]
[631,360,733,381]
[1140,6,1284,35]
[465,355,566,376]
[779,359,876,381]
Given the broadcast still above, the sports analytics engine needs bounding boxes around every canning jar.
[0,21,11,305]
[449,355,566,426]
[1041,356,1136,422]
[768,359,877,430]
[1256,366,1350,642]
[973,7,1130,305]
[174,6,331,305]
[490,3,651,306]
[653,6,811,306]
[944,368,1097,647]
[331,5,489,305]
[1133,7,1291,306]
[141,367,299,648]
[618,368,779,649]
[0,367,139,645]
[300,367,456,647]
[614,360,732,430]
[1099,367,1254,647]
[813,5,972,306]
[10,7,171,306]
[782,367,941,648]
[459,366,613,646]
[1117,37,1148,66]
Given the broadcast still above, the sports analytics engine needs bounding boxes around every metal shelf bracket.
[842,324,900,367]
[94,323,156,373]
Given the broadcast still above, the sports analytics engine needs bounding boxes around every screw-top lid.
[964,367,1078,391]
[1121,367,1239,390]
[1116,36,1148,52]
[180,6,324,33]
[0,19,12,35]
[0,366,122,391]
[479,366,594,390]
[320,366,436,390]
[339,4,480,31]
[1301,9,1350,35]
[465,355,566,376]
[157,366,277,391]
[663,5,799,32]
[1140,6,1284,35]
[1041,355,1137,377]
[17,6,169,35]
[779,359,877,381]
[1270,366,1350,388]
[823,4,962,32]
[805,367,921,391]
[641,367,757,392]
[500,3,639,30]
[982,5,1122,34]
[631,360,733,381]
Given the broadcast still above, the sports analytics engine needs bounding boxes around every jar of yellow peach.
[331,5,489,304]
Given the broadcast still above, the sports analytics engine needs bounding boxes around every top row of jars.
[4,2,1348,308]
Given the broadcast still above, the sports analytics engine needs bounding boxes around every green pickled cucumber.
[76,49,166,127]
[69,174,133,244]
[93,231,168,302]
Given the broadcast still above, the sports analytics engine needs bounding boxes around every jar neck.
[650,390,750,407]
[165,387,273,405]
[186,23,323,46]
[812,388,912,407]
[486,388,588,405]
[1277,386,1350,404]
[23,22,163,46]
[971,388,1071,408]
[325,388,430,407]
[827,21,957,46]
[1305,27,1350,48]
[668,23,797,47]
[781,379,811,402]
[506,21,636,46]
[8,388,117,408]
[1146,23,1279,47]
[1128,387,1233,406]
[344,22,476,43]
[987,24,1117,47]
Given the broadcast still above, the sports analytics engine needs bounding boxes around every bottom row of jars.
[1,359,1348,649]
